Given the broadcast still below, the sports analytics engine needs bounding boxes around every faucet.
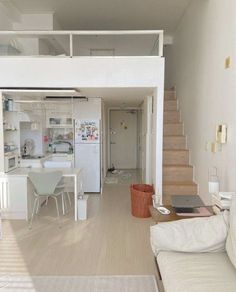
[50,141,73,153]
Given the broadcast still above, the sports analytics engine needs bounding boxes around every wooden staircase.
[163,90,198,204]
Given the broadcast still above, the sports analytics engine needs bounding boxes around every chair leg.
[61,193,65,215]
[66,192,71,207]
[45,196,49,205]
[63,193,68,214]
[29,197,38,229]
[52,196,61,228]
[36,197,40,214]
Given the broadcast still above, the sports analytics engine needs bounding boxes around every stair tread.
[164,122,182,124]
[163,181,197,186]
[164,135,185,137]
[164,149,187,152]
[164,121,183,125]
[164,110,179,113]
[163,164,193,168]
[164,122,181,124]
[164,149,188,152]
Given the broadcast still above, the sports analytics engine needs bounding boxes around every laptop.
[171,195,205,213]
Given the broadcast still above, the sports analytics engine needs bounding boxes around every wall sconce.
[216,124,227,144]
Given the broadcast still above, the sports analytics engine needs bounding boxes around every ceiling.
[3,87,153,107]
[80,87,153,106]
[8,0,191,34]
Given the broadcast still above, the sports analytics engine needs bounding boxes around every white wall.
[20,123,44,155]
[0,56,164,194]
[13,14,54,30]
[0,3,13,30]
[137,108,143,170]
[0,57,164,87]
[163,45,174,89]
[137,96,153,183]
[73,98,101,120]
[165,0,236,203]
[102,101,107,179]
[0,93,4,172]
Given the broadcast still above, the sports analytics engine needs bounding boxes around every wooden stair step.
[163,181,198,195]
[162,92,198,204]
[164,111,180,123]
[163,183,198,205]
[164,100,178,111]
[165,91,176,100]
[164,123,183,135]
[163,165,193,182]
[163,136,186,150]
[163,149,189,165]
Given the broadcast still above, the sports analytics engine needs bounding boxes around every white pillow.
[226,198,236,268]
[150,212,229,256]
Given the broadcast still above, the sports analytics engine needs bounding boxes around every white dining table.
[6,167,83,221]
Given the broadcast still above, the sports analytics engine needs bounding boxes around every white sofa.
[150,200,236,292]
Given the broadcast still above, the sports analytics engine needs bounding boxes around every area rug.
[0,275,158,292]
[104,177,119,184]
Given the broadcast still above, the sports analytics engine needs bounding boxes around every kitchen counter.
[20,154,50,168]
[8,167,81,177]
[20,153,74,168]
[1,167,83,221]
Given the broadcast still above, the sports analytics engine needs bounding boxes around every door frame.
[107,107,140,169]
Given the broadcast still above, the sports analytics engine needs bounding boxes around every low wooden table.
[149,205,214,223]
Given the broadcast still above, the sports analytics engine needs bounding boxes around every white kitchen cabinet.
[46,103,73,128]
[20,159,43,168]
[46,114,73,128]
[0,175,34,220]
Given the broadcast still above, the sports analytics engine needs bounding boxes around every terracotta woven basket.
[130,184,154,218]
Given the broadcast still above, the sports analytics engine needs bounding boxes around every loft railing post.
[69,33,73,57]
[158,31,164,57]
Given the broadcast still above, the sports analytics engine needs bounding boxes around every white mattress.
[157,251,236,292]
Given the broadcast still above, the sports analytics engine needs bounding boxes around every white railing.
[0,30,164,57]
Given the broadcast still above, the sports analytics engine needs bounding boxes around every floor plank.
[0,170,157,276]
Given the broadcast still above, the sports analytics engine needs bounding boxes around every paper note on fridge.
[75,120,100,143]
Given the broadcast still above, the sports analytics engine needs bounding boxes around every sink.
[48,156,69,161]
[22,155,45,160]
[44,160,72,168]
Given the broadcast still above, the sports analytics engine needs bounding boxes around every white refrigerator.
[74,119,101,193]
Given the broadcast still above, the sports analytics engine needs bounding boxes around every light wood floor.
[0,170,157,276]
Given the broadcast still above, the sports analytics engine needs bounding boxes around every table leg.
[74,174,78,221]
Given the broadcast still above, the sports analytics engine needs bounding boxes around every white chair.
[28,171,65,228]
[43,161,72,214]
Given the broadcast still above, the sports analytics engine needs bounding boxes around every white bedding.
[157,251,236,292]
[150,212,229,255]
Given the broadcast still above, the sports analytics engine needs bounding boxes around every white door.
[110,110,138,169]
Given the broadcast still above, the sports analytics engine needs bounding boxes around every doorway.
[109,109,138,169]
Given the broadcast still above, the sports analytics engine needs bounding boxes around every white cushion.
[157,251,236,292]
[226,198,236,268]
[150,212,229,255]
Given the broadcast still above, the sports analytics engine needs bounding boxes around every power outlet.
[205,142,210,151]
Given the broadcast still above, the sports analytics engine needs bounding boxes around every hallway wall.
[165,0,236,203]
